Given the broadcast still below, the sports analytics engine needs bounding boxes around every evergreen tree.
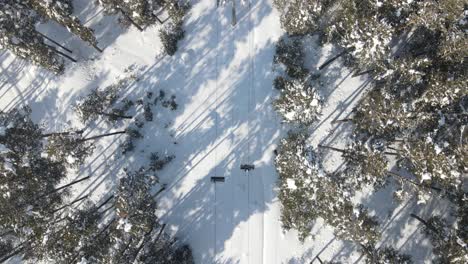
[411,214,467,263]
[276,132,380,244]
[400,139,464,196]
[25,0,99,51]
[31,203,108,263]
[362,245,413,264]
[0,0,64,73]
[98,0,166,29]
[273,36,322,125]
[273,36,308,79]
[273,78,322,125]
[75,84,133,124]
[273,0,330,36]
[45,131,95,168]
[159,1,189,55]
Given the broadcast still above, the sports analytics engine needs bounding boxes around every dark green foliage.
[149,152,175,172]
[362,246,413,264]
[26,0,98,48]
[160,22,185,56]
[45,132,95,168]
[98,0,164,27]
[0,1,65,73]
[75,84,125,124]
[276,132,380,244]
[158,1,189,56]
[144,103,153,121]
[273,36,322,124]
[274,37,308,79]
[415,215,468,264]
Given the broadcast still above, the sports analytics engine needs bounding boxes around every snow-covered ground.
[1,0,437,263]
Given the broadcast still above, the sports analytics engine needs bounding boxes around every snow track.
[210,1,265,263]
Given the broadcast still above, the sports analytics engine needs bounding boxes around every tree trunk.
[81,130,127,142]
[316,255,324,264]
[0,239,29,262]
[37,31,73,53]
[99,203,115,216]
[154,223,167,243]
[92,44,103,53]
[352,69,374,77]
[331,118,354,124]
[318,48,352,70]
[51,195,88,214]
[42,129,85,138]
[386,171,442,192]
[98,111,133,120]
[317,145,346,153]
[131,226,155,264]
[97,195,115,210]
[46,44,77,62]
[409,214,441,235]
[40,176,91,199]
[152,185,166,198]
[118,8,143,31]
[97,218,116,237]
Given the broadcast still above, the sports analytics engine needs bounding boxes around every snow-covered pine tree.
[159,20,184,56]
[362,245,413,264]
[318,142,389,193]
[352,89,411,140]
[273,36,322,125]
[0,0,64,73]
[276,132,380,245]
[400,139,463,195]
[410,214,467,263]
[101,168,193,263]
[98,0,165,29]
[0,107,91,262]
[273,0,329,36]
[273,36,308,79]
[273,78,322,125]
[30,203,107,263]
[159,1,189,56]
[75,84,133,124]
[25,0,100,51]
[318,0,394,73]
[44,130,95,168]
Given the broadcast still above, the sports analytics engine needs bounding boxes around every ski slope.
[0,0,435,263]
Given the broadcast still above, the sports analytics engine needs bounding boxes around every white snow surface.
[0,0,439,263]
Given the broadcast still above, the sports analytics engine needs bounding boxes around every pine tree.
[25,0,100,51]
[98,0,166,29]
[44,131,95,168]
[160,20,185,56]
[273,0,328,36]
[273,36,308,79]
[75,84,133,124]
[159,1,189,55]
[273,78,322,125]
[362,245,413,264]
[276,132,380,244]
[400,139,463,194]
[31,203,107,263]
[0,0,64,73]
[273,36,322,125]
[411,214,467,263]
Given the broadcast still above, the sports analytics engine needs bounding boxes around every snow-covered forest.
[0,0,466,263]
